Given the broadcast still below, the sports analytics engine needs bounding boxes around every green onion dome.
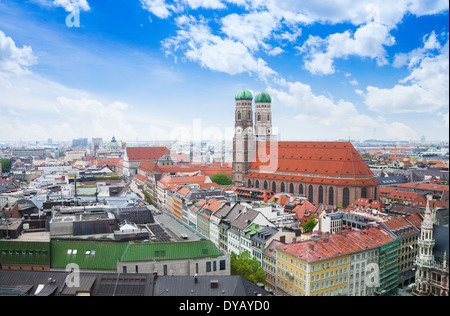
[235,89,253,101]
[255,92,272,103]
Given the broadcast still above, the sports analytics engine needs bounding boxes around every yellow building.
[275,227,399,296]
[276,244,349,296]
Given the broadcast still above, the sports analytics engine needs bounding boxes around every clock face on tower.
[247,127,252,134]
[236,127,242,134]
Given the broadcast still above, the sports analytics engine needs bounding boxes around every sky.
[0,0,448,144]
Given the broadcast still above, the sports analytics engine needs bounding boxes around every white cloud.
[163,15,278,80]
[221,11,280,51]
[140,0,174,19]
[33,0,90,12]
[394,31,443,68]
[184,0,226,10]
[268,47,284,56]
[267,80,380,134]
[383,122,418,141]
[0,30,37,75]
[365,38,449,114]
[300,21,396,75]
[140,0,226,19]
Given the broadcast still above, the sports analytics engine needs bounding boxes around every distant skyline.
[0,0,449,143]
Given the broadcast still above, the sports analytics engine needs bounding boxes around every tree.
[144,191,154,205]
[1,159,11,173]
[302,214,317,233]
[211,173,232,186]
[230,251,266,284]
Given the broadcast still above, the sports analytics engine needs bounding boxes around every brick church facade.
[232,89,379,208]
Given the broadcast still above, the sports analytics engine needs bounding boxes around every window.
[238,112,241,120]
[299,184,304,195]
[319,186,324,204]
[343,188,350,208]
[329,187,334,205]
[264,181,268,189]
[361,187,367,198]
[220,260,226,271]
[308,185,314,203]
[272,182,277,192]
[290,183,294,194]
[206,261,212,272]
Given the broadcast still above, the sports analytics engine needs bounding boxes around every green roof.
[243,223,264,236]
[235,89,253,101]
[51,240,128,271]
[51,240,223,271]
[0,241,51,266]
[120,240,222,262]
[255,92,271,103]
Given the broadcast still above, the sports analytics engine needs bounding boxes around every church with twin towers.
[232,88,379,208]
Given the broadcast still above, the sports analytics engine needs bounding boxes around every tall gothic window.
[264,181,268,189]
[329,187,334,205]
[272,182,277,192]
[238,112,241,120]
[289,183,294,194]
[248,112,251,120]
[299,184,304,195]
[257,113,261,121]
[281,182,285,192]
[248,179,252,188]
[319,186,324,204]
[343,188,350,208]
[308,185,314,203]
[361,187,367,198]
[255,180,259,189]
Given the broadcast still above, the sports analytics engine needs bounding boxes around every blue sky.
[0,0,448,143]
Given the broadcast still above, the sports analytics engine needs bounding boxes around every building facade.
[414,196,449,296]
[231,90,379,208]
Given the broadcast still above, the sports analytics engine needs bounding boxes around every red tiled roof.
[138,160,162,174]
[126,146,170,161]
[406,214,423,228]
[96,158,122,167]
[157,175,217,190]
[383,217,419,238]
[171,153,190,163]
[346,198,385,212]
[395,182,449,192]
[380,187,429,206]
[134,174,147,183]
[176,186,191,197]
[249,142,374,181]
[278,226,397,262]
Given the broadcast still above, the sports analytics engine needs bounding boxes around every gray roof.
[0,270,271,296]
[230,208,259,230]
[251,226,279,244]
[153,275,271,296]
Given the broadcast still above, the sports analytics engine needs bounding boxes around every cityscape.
[0,0,449,301]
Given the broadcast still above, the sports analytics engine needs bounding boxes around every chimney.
[309,243,315,251]
[194,274,198,284]
[210,280,219,289]
[280,235,286,244]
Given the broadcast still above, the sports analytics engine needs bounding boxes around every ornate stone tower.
[415,195,436,292]
[254,92,274,142]
[232,89,256,187]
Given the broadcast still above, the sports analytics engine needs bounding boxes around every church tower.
[254,92,273,142]
[232,89,256,187]
[415,195,436,293]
